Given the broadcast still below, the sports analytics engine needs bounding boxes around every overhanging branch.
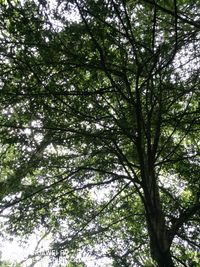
[142,0,200,29]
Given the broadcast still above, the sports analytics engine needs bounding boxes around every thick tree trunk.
[146,215,175,266]
[149,228,175,267]
[135,96,175,265]
[144,181,175,267]
[153,250,174,267]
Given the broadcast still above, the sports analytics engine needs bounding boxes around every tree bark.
[148,227,175,267]
[151,247,175,267]
[144,183,175,267]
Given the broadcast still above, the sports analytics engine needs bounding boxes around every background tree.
[0,0,200,266]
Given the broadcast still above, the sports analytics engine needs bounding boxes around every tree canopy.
[0,0,200,266]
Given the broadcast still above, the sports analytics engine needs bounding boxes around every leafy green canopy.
[0,0,200,266]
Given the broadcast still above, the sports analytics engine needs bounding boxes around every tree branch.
[142,0,200,29]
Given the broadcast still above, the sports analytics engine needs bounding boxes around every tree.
[0,0,200,266]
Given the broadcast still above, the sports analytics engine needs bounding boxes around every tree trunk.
[149,232,175,267]
[144,182,175,267]
[154,250,175,267]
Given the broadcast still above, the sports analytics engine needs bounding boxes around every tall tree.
[0,0,200,266]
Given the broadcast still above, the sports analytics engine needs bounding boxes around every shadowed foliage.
[0,0,200,266]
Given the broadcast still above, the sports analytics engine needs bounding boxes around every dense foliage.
[0,0,200,266]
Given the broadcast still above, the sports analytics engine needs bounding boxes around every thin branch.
[174,0,178,49]
[19,230,52,267]
[156,92,194,161]
[177,233,200,249]
[111,139,140,184]
[169,201,200,240]
[0,170,79,212]
[142,0,200,29]
[0,169,124,213]
[75,0,130,103]
[57,181,131,249]
[152,1,157,51]
[172,255,188,267]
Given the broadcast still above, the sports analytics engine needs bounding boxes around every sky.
[0,222,112,266]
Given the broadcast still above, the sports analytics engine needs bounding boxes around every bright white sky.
[0,235,49,266]
[0,223,112,266]
[0,238,112,266]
